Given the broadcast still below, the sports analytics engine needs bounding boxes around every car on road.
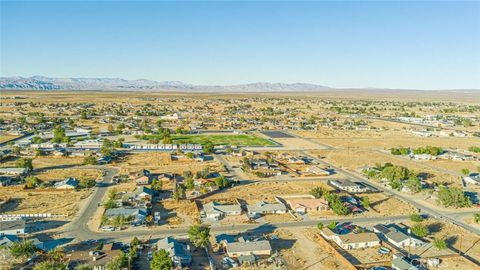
[147,251,153,261]
[101,226,115,231]
[378,247,391,254]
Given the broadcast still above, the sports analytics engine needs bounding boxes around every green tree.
[185,177,195,190]
[327,221,337,230]
[150,249,173,270]
[474,213,480,223]
[16,158,33,171]
[203,141,214,154]
[317,222,324,230]
[83,156,98,165]
[75,264,93,270]
[437,186,472,208]
[410,223,429,238]
[106,253,127,270]
[461,168,470,176]
[52,125,66,143]
[433,238,447,250]
[310,186,325,199]
[188,224,210,248]
[25,176,41,188]
[104,200,117,209]
[33,262,67,270]
[9,240,36,259]
[410,214,424,223]
[361,196,370,208]
[131,236,140,247]
[151,179,162,191]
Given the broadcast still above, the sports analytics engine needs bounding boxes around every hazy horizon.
[1,1,480,90]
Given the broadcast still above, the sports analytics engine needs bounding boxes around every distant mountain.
[0,76,331,92]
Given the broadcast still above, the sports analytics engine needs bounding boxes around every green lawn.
[146,134,275,146]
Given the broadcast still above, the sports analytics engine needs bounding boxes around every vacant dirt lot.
[34,168,102,182]
[204,181,333,203]
[117,152,225,175]
[0,189,92,217]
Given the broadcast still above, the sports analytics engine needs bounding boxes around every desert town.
[0,91,478,270]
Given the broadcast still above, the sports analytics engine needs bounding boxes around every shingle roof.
[226,240,272,253]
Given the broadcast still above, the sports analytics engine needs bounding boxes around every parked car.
[101,226,115,231]
[223,257,239,267]
[378,247,391,254]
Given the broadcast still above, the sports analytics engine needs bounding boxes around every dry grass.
[0,189,92,217]
[34,168,102,182]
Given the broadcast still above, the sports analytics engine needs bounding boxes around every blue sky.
[1,1,479,89]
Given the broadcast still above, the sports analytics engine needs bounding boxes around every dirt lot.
[403,219,480,263]
[204,181,333,203]
[359,193,418,217]
[277,228,344,270]
[159,199,197,227]
[309,149,461,186]
[32,156,85,169]
[34,168,102,182]
[0,189,92,217]
[0,134,20,144]
[117,152,225,175]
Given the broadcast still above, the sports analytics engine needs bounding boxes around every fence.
[314,232,357,270]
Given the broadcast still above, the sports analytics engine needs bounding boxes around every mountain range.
[0,76,331,92]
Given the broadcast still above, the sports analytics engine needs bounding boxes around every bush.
[409,214,424,223]
[410,223,429,238]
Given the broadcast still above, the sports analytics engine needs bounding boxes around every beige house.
[226,240,272,257]
[287,198,330,214]
[321,228,380,250]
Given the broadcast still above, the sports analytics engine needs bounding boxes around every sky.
[1,1,480,90]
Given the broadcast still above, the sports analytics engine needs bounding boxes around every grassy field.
[147,134,275,146]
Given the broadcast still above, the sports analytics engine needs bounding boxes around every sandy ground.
[117,152,225,175]
[32,156,85,169]
[0,134,20,144]
[403,219,480,263]
[204,181,333,203]
[278,228,343,270]
[309,149,461,186]
[34,168,102,182]
[0,189,92,217]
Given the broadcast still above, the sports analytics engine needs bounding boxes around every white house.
[246,201,287,216]
[321,228,380,250]
[54,177,80,189]
[202,202,242,220]
[0,220,26,235]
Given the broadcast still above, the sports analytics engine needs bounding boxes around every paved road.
[63,166,119,240]
[299,151,480,235]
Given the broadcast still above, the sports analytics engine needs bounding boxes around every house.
[54,177,80,189]
[463,173,480,185]
[385,229,424,248]
[66,248,123,270]
[305,166,331,176]
[391,253,421,270]
[226,240,272,257]
[374,224,424,248]
[0,234,19,246]
[157,237,192,268]
[321,228,380,250]
[246,201,287,217]
[202,202,242,220]
[0,175,13,187]
[133,169,152,185]
[287,198,330,214]
[329,179,369,193]
[104,207,147,225]
[0,220,26,235]
[123,187,154,205]
[0,167,28,176]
